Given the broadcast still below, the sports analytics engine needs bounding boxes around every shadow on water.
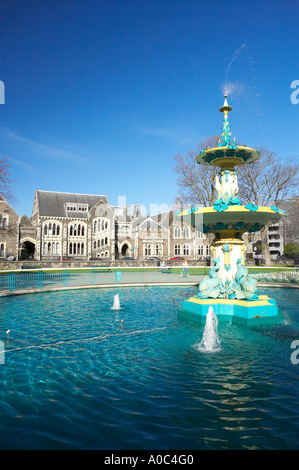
[248,287,299,344]
[249,323,299,344]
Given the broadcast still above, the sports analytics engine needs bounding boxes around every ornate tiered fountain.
[177,96,285,325]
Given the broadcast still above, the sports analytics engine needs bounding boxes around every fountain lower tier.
[177,205,285,239]
[178,295,283,326]
[176,204,285,325]
[177,204,285,287]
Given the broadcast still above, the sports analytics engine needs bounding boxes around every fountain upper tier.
[176,95,285,239]
[197,145,260,171]
[197,95,260,171]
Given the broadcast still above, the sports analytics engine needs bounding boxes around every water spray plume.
[222,81,245,98]
[195,307,221,353]
[225,43,248,85]
[223,43,248,97]
[111,294,121,310]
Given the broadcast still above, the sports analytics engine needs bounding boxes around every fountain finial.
[219,95,233,147]
[219,95,233,115]
[197,94,260,169]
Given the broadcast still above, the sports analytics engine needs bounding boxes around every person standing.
[180,258,189,278]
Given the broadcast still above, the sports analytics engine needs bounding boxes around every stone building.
[0,194,19,259]
[19,215,38,260]
[30,190,114,261]
[4,189,299,264]
[0,189,211,262]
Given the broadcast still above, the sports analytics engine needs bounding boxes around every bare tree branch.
[237,148,299,206]
[173,136,220,207]
[0,157,15,203]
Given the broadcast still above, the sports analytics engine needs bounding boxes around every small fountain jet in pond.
[196,307,221,353]
[111,294,121,310]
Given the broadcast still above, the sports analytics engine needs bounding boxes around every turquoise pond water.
[0,285,299,450]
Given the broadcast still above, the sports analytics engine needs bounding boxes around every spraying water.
[195,306,221,353]
[111,294,121,310]
[224,43,248,96]
[220,43,265,140]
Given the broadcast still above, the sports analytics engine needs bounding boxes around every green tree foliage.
[284,242,299,255]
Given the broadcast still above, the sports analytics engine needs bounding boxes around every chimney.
[126,204,131,220]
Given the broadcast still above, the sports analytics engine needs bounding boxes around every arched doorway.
[119,241,132,258]
[121,243,129,257]
[20,240,36,260]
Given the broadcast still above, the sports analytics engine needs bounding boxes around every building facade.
[0,190,212,262]
[3,188,295,263]
[7,189,297,263]
[0,194,19,259]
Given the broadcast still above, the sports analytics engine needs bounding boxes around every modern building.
[267,222,284,258]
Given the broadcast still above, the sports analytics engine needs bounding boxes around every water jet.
[111,294,121,310]
[195,306,221,353]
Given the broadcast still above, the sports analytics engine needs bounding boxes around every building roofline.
[36,189,108,198]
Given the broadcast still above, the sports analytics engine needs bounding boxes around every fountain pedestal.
[178,295,281,326]
[176,96,285,326]
[212,238,246,285]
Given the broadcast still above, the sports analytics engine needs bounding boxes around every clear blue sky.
[0,0,298,217]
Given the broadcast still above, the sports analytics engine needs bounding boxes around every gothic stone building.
[30,190,115,261]
[0,190,211,262]
[0,194,19,259]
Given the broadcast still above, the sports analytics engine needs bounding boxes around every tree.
[237,148,299,206]
[0,157,15,203]
[284,242,299,255]
[280,197,299,247]
[173,140,299,266]
[237,148,299,265]
[173,136,220,207]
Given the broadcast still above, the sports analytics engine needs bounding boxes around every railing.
[0,267,298,295]
[0,268,204,294]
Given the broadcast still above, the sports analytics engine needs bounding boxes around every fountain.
[111,294,121,310]
[177,95,285,325]
[195,306,221,353]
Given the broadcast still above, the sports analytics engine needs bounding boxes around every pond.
[0,285,298,449]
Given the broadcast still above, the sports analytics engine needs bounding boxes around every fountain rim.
[175,205,285,236]
[176,205,285,218]
[196,145,260,169]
